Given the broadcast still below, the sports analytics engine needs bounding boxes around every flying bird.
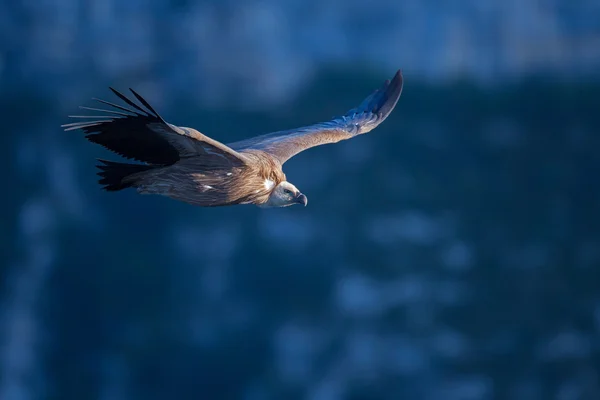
[62,70,403,208]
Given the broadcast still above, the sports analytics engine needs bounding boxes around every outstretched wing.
[62,88,247,167]
[228,69,403,164]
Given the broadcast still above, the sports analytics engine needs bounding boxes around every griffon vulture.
[62,70,403,207]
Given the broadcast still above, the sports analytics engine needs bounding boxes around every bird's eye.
[284,189,293,195]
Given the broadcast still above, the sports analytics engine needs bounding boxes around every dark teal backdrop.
[1,2,599,400]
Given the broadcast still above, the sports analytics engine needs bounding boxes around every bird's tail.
[96,159,155,191]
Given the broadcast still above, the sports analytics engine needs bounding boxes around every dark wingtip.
[390,69,403,94]
[377,68,403,117]
[128,87,162,119]
[107,87,149,115]
[107,86,121,99]
[344,68,404,125]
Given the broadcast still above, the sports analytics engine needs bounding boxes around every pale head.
[262,181,307,208]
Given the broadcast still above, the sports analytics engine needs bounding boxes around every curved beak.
[295,193,308,206]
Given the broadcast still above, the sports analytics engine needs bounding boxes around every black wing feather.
[63,87,249,167]
[129,88,162,118]
[62,88,182,165]
[108,87,149,115]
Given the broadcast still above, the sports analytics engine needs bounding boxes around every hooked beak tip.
[296,193,308,207]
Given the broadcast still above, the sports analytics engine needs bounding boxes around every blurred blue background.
[1,1,600,399]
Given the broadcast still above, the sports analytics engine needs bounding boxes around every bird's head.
[263,181,307,208]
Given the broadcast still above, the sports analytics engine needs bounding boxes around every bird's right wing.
[228,69,403,164]
[62,88,248,167]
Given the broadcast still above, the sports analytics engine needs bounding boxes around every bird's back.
[133,151,284,207]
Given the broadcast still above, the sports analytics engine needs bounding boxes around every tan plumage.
[62,69,404,208]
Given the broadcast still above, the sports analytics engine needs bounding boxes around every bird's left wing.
[228,69,403,164]
[62,88,248,167]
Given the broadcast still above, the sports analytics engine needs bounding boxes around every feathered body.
[62,70,404,208]
[120,151,286,207]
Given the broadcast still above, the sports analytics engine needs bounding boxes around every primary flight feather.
[62,69,403,208]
